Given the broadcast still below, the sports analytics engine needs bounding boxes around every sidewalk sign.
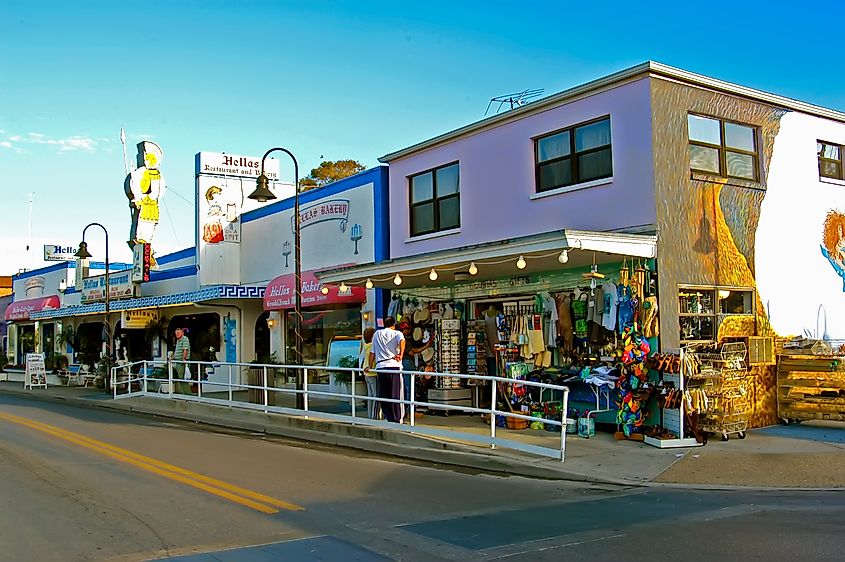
[24,353,48,389]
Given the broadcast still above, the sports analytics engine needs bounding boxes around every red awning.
[263,270,365,311]
[5,295,61,321]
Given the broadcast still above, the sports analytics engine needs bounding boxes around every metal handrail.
[111,359,571,461]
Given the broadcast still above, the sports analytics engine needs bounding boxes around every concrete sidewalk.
[1,378,844,489]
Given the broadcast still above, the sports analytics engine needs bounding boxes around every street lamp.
[75,223,110,384]
[249,147,304,409]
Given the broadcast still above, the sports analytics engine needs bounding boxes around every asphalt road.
[1,393,844,561]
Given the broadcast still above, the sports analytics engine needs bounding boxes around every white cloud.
[0,141,12,148]
[18,131,98,152]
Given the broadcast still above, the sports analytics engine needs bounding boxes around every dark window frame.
[408,162,461,237]
[534,116,613,193]
[688,114,760,182]
[818,140,844,180]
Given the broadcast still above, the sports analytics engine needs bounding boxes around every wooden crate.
[777,354,845,421]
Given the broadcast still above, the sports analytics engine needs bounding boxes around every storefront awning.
[28,285,265,320]
[316,229,657,289]
[5,295,61,321]
[264,270,366,311]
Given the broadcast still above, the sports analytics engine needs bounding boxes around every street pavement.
[2,379,845,489]
[2,391,845,561]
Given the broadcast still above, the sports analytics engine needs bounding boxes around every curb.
[5,388,844,492]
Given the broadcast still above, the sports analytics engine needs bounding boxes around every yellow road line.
[0,412,304,514]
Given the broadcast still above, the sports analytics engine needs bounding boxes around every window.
[535,117,612,192]
[688,114,759,181]
[818,141,843,180]
[409,162,460,237]
[678,286,754,344]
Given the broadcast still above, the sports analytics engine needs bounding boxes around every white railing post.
[168,360,173,398]
[303,368,309,414]
[228,364,233,403]
[197,362,202,401]
[112,365,117,400]
[490,380,497,448]
[143,361,148,394]
[262,366,268,412]
[560,387,570,462]
[410,372,416,428]
[350,368,357,422]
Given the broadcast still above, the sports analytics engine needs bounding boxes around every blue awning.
[29,285,265,320]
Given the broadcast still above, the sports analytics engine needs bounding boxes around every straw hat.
[412,327,423,342]
[413,306,430,324]
[421,347,436,364]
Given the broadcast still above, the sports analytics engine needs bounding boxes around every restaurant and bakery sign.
[263,270,365,311]
[81,270,135,303]
[5,295,61,321]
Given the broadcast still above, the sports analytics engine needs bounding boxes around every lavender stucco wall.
[387,77,656,259]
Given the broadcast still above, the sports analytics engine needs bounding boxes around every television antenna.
[485,88,544,116]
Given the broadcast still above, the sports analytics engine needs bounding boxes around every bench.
[58,364,83,386]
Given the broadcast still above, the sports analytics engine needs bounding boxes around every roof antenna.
[485,88,544,116]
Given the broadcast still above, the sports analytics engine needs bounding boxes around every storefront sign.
[131,243,151,283]
[196,152,280,179]
[43,244,77,261]
[263,270,366,311]
[121,309,158,329]
[81,270,135,303]
[75,258,89,290]
[295,199,350,233]
[4,295,61,321]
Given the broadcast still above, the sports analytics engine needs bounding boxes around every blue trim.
[373,165,390,263]
[12,262,70,280]
[149,265,197,282]
[241,166,387,224]
[89,262,132,271]
[157,246,196,265]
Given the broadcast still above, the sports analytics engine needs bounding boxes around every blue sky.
[1,0,843,276]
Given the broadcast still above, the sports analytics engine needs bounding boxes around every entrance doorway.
[255,311,271,363]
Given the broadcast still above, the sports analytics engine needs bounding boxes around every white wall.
[756,111,845,339]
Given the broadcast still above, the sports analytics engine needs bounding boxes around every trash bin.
[248,366,277,405]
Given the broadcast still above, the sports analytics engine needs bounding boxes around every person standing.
[369,317,405,422]
[359,328,379,420]
[172,327,191,394]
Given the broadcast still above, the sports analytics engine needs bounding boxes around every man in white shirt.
[369,317,405,422]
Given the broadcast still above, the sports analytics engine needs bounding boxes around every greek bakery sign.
[81,270,135,303]
[197,152,280,179]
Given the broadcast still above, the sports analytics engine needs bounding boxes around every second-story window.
[688,114,759,181]
[409,162,460,237]
[535,117,612,193]
[818,141,843,180]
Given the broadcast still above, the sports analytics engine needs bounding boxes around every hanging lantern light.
[393,273,402,286]
[468,262,478,276]
[365,278,374,289]
[516,255,527,270]
[558,249,569,264]
[339,281,348,293]
[429,268,438,281]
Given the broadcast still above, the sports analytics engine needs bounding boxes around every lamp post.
[75,223,110,385]
[249,147,304,409]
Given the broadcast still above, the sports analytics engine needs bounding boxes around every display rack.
[687,342,750,441]
[435,318,463,389]
[645,347,701,448]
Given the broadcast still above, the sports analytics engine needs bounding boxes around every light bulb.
[516,255,527,270]
[320,285,329,295]
[468,262,478,275]
[393,273,402,286]
[339,282,348,293]
[558,250,569,264]
[429,268,438,281]
[365,278,374,289]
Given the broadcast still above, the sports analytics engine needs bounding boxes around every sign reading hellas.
[122,309,158,329]
[44,244,77,261]
[81,270,135,303]
[196,152,281,179]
